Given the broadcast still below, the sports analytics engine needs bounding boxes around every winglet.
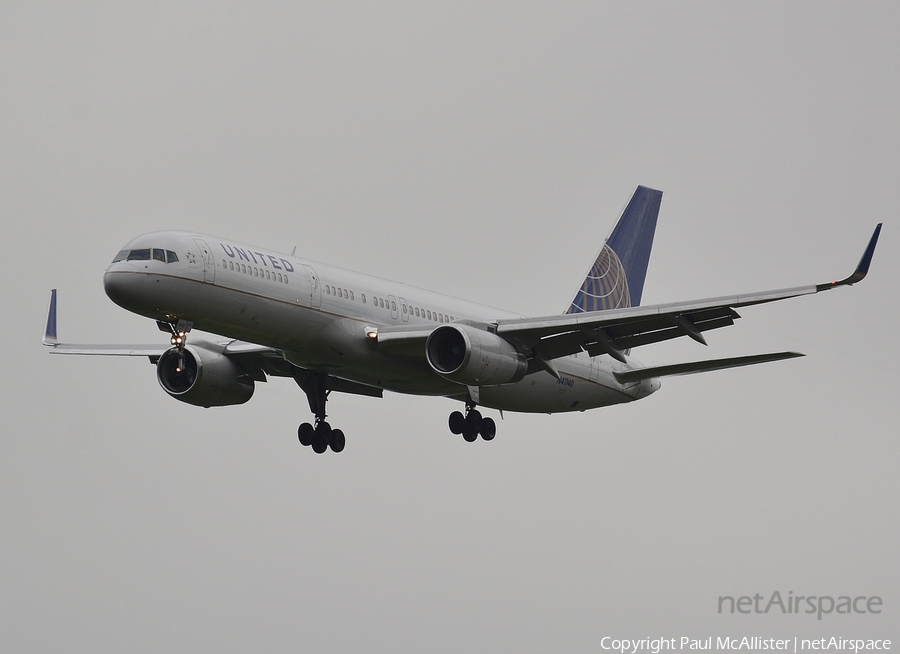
[43,289,58,346]
[816,223,882,291]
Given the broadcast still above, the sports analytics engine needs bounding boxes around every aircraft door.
[399,297,409,323]
[192,238,215,283]
[302,265,321,309]
[388,294,399,320]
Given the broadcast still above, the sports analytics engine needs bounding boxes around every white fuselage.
[103,230,659,413]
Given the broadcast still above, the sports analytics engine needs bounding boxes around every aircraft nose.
[104,268,144,310]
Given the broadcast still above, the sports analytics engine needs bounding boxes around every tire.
[480,417,496,441]
[462,426,478,442]
[448,411,465,435]
[312,422,331,453]
[298,422,314,446]
[465,409,482,434]
[329,429,345,453]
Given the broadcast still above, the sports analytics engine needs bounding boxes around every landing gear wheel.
[448,411,465,435]
[298,422,314,446]
[329,429,345,453]
[480,417,496,441]
[312,421,331,454]
[462,409,482,442]
[465,409,482,434]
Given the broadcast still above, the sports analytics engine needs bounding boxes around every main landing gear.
[448,402,496,442]
[293,371,345,454]
[297,419,345,454]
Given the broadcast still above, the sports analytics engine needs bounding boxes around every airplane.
[43,186,882,454]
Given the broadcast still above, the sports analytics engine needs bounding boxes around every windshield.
[113,248,179,263]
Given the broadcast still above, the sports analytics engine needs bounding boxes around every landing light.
[365,328,378,340]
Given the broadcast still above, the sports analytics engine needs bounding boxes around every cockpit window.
[126,249,151,261]
[114,247,179,263]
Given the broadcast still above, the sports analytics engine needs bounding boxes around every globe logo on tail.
[567,243,631,314]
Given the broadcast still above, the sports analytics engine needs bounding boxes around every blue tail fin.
[566,186,662,313]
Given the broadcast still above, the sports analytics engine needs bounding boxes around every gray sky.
[2,3,898,651]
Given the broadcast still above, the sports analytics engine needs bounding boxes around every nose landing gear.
[448,402,496,442]
[157,319,193,348]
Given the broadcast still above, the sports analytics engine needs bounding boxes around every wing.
[42,289,383,400]
[496,224,882,365]
[496,224,881,365]
[374,224,881,369]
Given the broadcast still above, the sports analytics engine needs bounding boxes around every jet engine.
[425,324,527,386]
[156,344,255,407]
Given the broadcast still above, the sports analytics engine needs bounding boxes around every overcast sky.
[2,3,898,651]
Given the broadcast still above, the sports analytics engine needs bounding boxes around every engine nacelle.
[157,344,254,407]
[426,323,527,386]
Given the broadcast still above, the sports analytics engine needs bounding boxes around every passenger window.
[402,305,407,314]
[241,264,246,273]
[166,250,178,263]
[344,289,348,299]
[112,250,129,262]
[266,270,270,279]
[350,291,354,300]
[391,301,396,311]
[415,307,420,317]
[277,273,282,282]
[127,249,151,261]
[379,298,384,308]
[229,261,234,270]
[255,268,259,276]
[427,310,432,320]
[361,294,366,303]
[439,313,444,322]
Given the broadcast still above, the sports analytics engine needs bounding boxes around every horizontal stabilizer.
[613,351,804,383]
[48,344,168,356]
